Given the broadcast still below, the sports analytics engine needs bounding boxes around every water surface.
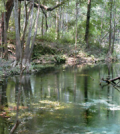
[0,63,120,134]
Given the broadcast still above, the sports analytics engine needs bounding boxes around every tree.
[0,0,8,59]
[14,0,22,63]
[23,0,40,68]
[85,0,92,48]
[1,0,120,67]
[112,0,116,54]
[106,0,113,62]
[75,0,79,47]
[108,0,113,55]
[56,1,60,39]
[0,0,66,69]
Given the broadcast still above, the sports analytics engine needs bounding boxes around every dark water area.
[1,63,120,134]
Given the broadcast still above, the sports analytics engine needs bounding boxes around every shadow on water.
[1,63,120,133]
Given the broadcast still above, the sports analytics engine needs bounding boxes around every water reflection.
[1,63,120,133]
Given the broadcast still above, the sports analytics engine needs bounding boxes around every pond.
[1,63,120,134]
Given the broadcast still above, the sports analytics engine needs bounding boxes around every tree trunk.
[41,0,45,36]
[1,14,5,57]
[21,3,32,47]
[3,11,8,59]
[1,0,14,42]
[85,0,92,48]
[75,1,78,47]
[41,14,44,36]
[108,0,113,55]
[105,0,113,62]
[74,0,79,62]
[61,4,64,38]
[6,0,14,29]
[14,0,22,62]
[0,17,2,57]
[23,0,34,66]
[18,1,21,35]
[29,1,40,62]
[112,0,116,54]
[59,0,62,39]
[0,0,13,58]
[56,2,59,39]
[2,0,8,59]
[23,0,40,70]
[20,0,32,69]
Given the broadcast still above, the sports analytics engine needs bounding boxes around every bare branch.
[34,1,65,11]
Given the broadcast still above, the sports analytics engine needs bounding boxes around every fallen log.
[101,76,120,84]
[100,77,120,92]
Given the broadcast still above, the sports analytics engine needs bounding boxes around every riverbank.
[32,40,108,65]
[0,41,118,81]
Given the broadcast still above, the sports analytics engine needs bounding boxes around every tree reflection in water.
[0,64,120,133]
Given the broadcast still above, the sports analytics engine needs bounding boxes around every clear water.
[1,63,120,134]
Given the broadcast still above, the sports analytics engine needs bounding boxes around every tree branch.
[9,120,20,134]
[34,1,65,11]
[41,8,48,31]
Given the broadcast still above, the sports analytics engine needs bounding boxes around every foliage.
[54,55,66,64]
[0,1,6,13]
[0,0,119,64]
[7,31,16,41]
[59,32,75,43]
[32,42,57,59]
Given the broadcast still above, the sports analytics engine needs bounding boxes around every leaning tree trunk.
[23,0,40,70]
[29,2,40,63]
[85,0,92,48]
[23,0,34,67]
[21,1,32,51]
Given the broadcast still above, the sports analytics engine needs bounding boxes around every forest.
[0,0,119,73]
[1,0,120,134]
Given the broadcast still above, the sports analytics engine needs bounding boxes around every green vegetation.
[0,0,119,85]
[0,0,119,70]
[1,1,120,133]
